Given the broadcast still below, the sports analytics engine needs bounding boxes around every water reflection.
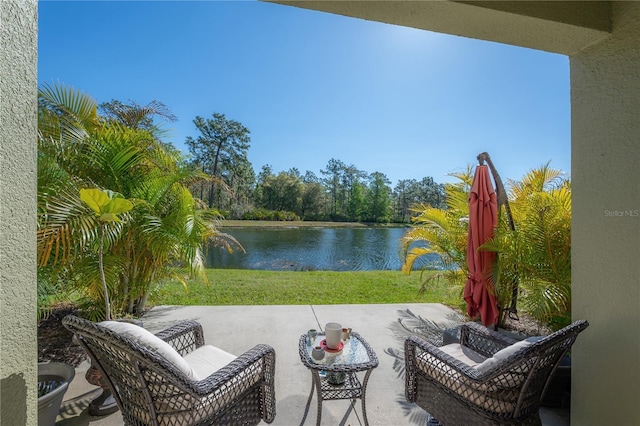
[206,227,439,271]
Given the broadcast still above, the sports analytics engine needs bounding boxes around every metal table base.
[299,332,378,426]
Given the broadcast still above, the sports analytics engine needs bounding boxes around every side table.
[298,331,378,426]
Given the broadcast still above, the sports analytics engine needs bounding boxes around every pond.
[206,226,440,271]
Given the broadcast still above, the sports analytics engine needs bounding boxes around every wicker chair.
[63,315,276,425]
[405,320,588,425]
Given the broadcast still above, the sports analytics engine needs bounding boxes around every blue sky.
[38,1,571,186]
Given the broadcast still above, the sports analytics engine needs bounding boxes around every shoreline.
[219,220,408,228]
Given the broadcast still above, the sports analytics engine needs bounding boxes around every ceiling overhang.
[268,1,612,55]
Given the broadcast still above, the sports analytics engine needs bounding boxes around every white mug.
[325,322,342,349]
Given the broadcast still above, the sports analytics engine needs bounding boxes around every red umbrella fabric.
[464,164,499,327]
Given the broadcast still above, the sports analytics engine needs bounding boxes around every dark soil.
[38,303,149,368]
[38,303,88,367]
[501,314,552,337]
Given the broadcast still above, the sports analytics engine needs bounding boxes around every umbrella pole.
[477,152,519,321]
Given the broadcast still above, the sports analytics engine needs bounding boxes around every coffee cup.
[325,322,342,349]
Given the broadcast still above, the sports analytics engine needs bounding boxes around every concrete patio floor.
[54,303,570,425]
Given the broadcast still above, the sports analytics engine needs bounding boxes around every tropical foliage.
[402,164,572,330]
[37,83,239,320]
[484,164,572,330]
[401,167,474,312]
[79,188,133,320]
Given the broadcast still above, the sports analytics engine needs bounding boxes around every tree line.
[185,113,446,223]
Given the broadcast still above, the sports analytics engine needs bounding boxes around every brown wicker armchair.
[63,315,276,425]
[405,320,588,425]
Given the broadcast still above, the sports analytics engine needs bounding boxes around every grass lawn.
[147,222,463,311]
[149,269,464,308]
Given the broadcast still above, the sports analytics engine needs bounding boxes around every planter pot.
[38,362,75,426]
[326,371,346,386]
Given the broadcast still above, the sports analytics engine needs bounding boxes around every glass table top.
[300,332,378,371]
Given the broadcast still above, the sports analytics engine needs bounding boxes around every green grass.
[149,269,464,308]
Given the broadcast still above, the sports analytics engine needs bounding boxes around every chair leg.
[427,415,442,426]
[88,388,119,416]
[300,378,315,426]
[85,364,119,416]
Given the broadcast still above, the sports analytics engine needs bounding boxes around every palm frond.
[38,82,99,142]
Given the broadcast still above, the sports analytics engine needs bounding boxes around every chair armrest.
[155,320,205,356]
[460,322,519,358]
[187,344,277,423]
[406,335,481,379]
[404,336,491,402]
[190,343,276,394]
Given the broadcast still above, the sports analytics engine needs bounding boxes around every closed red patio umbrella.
[464,162,499,327]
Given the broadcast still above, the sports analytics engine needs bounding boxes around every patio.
[54,303,569,425]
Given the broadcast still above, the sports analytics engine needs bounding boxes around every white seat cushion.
[438,343,487,367]
[100,320,196,379]
[155,348,262,425]
[183,345,237,381]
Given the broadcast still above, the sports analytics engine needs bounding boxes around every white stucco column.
[0,0,38,424]
[570,2,640,424]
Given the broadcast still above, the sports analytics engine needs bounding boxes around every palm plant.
[402,163,572,331]
[484,164,572,330]
[37,82,240,319]
[38,84,104,317]
[401,167,473,311]
[80,188,133,320]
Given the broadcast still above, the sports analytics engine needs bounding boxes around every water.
[206,226,439,271]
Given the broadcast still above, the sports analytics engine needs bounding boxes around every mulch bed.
[38,303,150,368]
[38,303,88,367]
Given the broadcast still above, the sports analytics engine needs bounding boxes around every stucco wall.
[0,0,38,424]
[570,2,640,424]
